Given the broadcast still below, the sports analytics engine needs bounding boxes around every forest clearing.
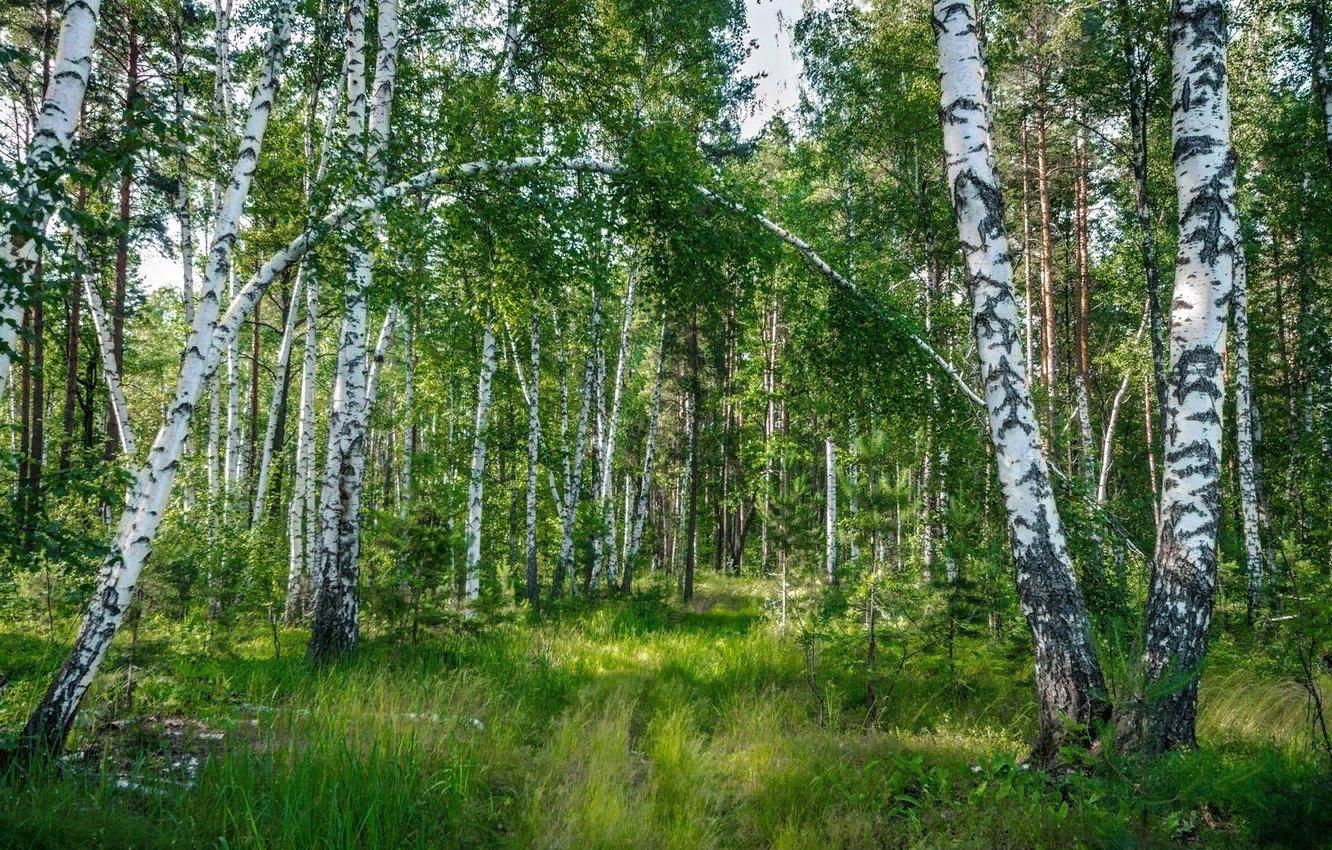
[2,0,1332,844]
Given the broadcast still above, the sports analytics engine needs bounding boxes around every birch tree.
[0,0,102,397]
[1135,0,1240,752]
[19,0,296,756]
[932,0,1108,764]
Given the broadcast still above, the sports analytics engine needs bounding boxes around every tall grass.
[2,576,1329,848]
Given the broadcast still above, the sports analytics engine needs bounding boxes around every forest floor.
[1,574,1329,848]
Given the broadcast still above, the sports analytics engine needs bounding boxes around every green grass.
[1,575,1329,848]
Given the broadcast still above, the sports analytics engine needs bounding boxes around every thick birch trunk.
[1140,0,1239,752]
[463,324,498,602]
[311,0,371,656]
[19,0,294,757]
[933,0,1107,765]
[309,0,399,656]
[0,0,103,397]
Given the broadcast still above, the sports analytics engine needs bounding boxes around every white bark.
[626,322,666,575]
[311,0,372,655]
[286,269,319,623]
[594,267,636,586]
[20,0,295,755]
[463,323,498,602]
[365,305,399,406]
[557,294,599,595]
[1096,308,1148,506]
[252,275,304,525]
[173,34,196,325]
[933,0,1105,764]
[825,438,838,585]
[1232,250,1263,617]
[0,0,103,397]
[401,313,415,520]
[524,309,540,603]
[310,0,402,655]
[1141,0,1240,750]
[81,278,134,457]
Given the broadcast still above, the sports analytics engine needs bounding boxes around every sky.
[140,0,807,294]
[739,0,804,138]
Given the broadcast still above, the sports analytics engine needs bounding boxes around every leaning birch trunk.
[463,324,498,602]
[1097,307,1149,506]
[525,310,541,605]
[252,275,303,524]
[0,0,103,397]
[19,1,294,757]
[81,277,134,457]
[825,438,838,585]
[310,0,373,660]
[933,0,1107,765]
[365,305,399,406]
[1138,0,1239,752]
[625,322,667,583]
[1232,249,1263,622]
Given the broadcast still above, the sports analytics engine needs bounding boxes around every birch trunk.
[286,271,319,623]
[1231,250,1264,621]
[594,268,636,587]
[19,0,294,757]
[0,0,103,396]
[825,437,838,585]
[556,292,599,597]
[463,324,498,602]
[525,310,540,605]
[624,322,666,587]
[173,27,195,325]
[1311,0,1332,167]
[310,0,372,658]
[81,278,134,457]
[309,0,399,656]
[252,277,303,524]
[1097,308,1148,505]
[933,0,1107,765]
[1140,0,1239,752]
